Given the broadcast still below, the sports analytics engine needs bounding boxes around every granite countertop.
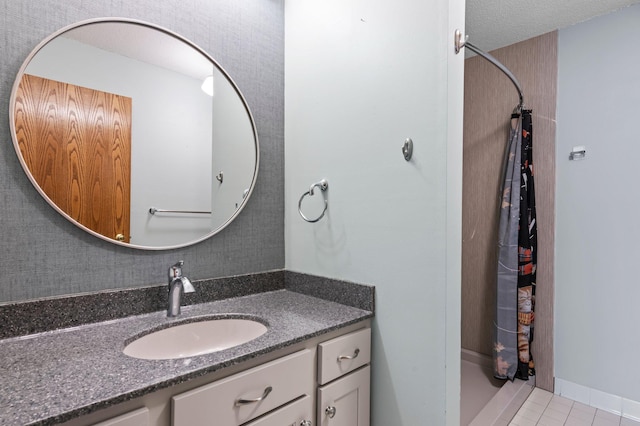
[0,289,373,425]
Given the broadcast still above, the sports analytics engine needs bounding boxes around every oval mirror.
[9,18,259,250]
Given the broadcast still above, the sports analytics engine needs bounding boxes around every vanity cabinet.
[69,323,370,426]
[317,328,371,426]
[172,327,371,426]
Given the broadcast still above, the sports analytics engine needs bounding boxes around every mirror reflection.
[10,19,259,250]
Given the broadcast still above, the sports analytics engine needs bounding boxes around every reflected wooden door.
[14,74,132,242]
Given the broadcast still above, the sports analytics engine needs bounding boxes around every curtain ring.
[298,179,328,223]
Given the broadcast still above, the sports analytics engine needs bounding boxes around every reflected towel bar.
[149,207,211,215]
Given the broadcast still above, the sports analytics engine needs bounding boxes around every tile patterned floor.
[510,388,640,426]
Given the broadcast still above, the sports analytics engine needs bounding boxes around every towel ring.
[298,179,329,223]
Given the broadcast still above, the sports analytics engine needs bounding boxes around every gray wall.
[555,2,640,404]
[0,0,284,302]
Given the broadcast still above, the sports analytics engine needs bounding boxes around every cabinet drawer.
[91,408,148,426]
[244,395,313,426]
[172,349,314,426]
[318,328,370,385]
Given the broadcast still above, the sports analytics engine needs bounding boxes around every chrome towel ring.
[298,179,329,223]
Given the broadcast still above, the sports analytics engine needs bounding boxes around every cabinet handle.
[325,406,337,418]
[234,386,272,406]
[337,348,360,362]
[300,421,313,426]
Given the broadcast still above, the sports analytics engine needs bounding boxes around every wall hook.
[402,138,413,161]
[454,29,468,54]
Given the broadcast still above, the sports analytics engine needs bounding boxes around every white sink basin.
[123,318,268,360]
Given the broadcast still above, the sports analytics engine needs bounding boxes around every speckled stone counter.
[0,289,373,425]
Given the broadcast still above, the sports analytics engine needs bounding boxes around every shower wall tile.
[462,31,557,392]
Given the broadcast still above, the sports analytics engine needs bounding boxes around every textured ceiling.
[465,0,640,52]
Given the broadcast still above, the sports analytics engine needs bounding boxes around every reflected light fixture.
[201,75,214,96]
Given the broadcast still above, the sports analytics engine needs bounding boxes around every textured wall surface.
[462,31,557,392]
[0,0,284,302]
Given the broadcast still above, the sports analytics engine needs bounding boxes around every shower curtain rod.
[454,30,525,110]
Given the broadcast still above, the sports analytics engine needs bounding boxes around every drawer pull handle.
[337,348,360,362]
[325,406,337,418]
[234,386,272,406]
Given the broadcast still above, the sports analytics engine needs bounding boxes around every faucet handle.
[169,260,184,282]
[181,277,195,294]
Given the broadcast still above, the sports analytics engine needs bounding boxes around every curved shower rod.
[454,30,525,110]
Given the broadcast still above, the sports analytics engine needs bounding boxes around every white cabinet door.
[317,366,370,426]
[244,395,313,426]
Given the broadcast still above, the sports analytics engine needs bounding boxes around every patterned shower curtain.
[494,109,537,381]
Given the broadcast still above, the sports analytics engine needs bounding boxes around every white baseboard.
[555,378,640,421]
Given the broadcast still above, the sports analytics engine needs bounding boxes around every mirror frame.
[9,18,260,250]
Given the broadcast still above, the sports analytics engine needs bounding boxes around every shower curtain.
[494,109,537,381]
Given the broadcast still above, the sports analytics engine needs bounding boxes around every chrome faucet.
[167,260,195,317]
